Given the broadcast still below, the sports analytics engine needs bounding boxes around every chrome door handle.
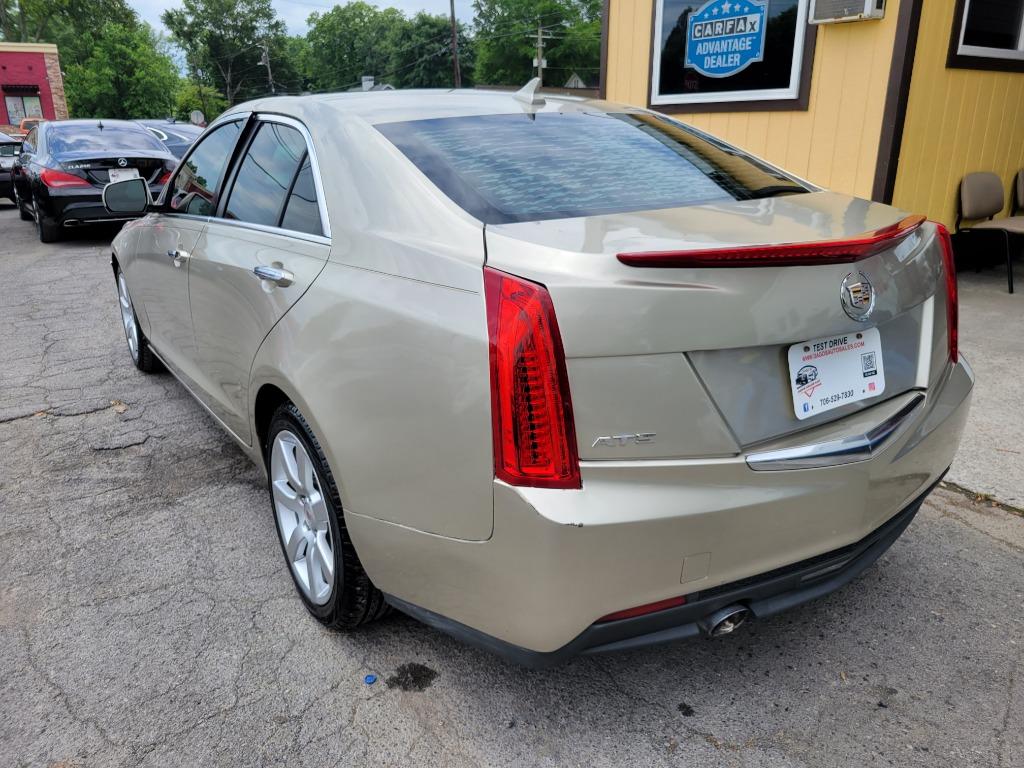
[166,249,189,260]
[253,265,294,287]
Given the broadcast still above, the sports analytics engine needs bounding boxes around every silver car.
[103,88,972,666]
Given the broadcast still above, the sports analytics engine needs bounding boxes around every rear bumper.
[349,357,974,658]
[387,475,936,667]
[43,188,162,226]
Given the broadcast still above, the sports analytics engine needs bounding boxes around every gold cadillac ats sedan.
[103,86,972,666]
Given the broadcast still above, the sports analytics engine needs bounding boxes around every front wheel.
[117,269,160,372]
[15,188,32,221]
[267,403,388,629]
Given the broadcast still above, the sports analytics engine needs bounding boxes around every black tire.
[116,268,161,373]
[266,402,389,629]
[16,190,32,221]
[34,201,60,243]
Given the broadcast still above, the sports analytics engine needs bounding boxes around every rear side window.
[48,125,167,154]
[279,158,322,236]
[377,112,809,224]
[223,122,306,228]
[170,120,243,216]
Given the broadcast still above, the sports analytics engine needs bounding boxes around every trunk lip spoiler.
[617,214,927,269]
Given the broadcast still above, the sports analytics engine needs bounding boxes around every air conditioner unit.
[810,0,886,24]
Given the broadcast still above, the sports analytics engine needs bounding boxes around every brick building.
[0,42,68,133]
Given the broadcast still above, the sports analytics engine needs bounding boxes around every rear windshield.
[48,125,167,155]
[377,112,809,224]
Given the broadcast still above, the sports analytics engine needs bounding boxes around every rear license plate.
[787,328,885,420]
[108,168,140,183]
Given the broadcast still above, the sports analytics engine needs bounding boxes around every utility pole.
[535,20,544,87]
[526,22,554,87]
[258,42,275,95]
[449,0,461,88]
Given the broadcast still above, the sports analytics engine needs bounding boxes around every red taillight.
[39,168,91,188]
[484,267,580,489]
[617,214,926,268]
[934,222,958,364]
[597,596,687,623]
[157,171,171,186]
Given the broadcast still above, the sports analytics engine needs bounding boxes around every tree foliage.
[162,0,291,105]
[472,0,601,86]
[174,81,228,123]
[63,21,178,118]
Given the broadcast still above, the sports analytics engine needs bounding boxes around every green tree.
[174,81,228,123]
[472,0,601,86]
[386,11,474,89]
[63,22,179,118]
[162,0,288,105]
[305,2,406,91]
[0,0,138,70]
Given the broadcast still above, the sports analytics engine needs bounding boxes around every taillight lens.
[618,214,926,268]
[484,267,581,489]
[597,596,687,623]
[934,222,958,364]
[40,168,91,188]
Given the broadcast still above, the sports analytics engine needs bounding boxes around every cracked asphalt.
[1,204,1023,768]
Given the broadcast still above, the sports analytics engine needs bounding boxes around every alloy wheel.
[270,430,336,605]
[117,272,139,362]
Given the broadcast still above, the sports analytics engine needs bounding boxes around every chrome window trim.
[745,394,925,471]
[221,112,332,241]
[204,215,332,247]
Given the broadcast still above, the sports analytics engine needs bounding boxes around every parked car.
[7,116,44,139]
[104,90,973,666]
[13,119,176,242]
[0,132,22,202]
[136,119,204,159]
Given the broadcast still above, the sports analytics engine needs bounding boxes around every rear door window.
[222,122,306,228]
[279,157,323,236]
[377,111,809,224]
[170,120,243,216]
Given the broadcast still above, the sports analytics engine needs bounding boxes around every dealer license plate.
[787,328,885,420]
[108,168,140,183]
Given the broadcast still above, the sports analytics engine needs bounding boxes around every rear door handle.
[253,265,294,287]
[166,249,189,260]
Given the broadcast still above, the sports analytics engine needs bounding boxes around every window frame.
[648,0,818,113]
[948,0,1024,72]
[163,113,250,220]
[214,113,330,244]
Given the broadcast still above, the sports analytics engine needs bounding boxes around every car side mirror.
[103,177,151,214]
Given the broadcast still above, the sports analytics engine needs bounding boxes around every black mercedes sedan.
[13,119,176,242]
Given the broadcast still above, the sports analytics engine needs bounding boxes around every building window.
[4,94,42,124]
[650,0,813,110]
[949,0,1024,71]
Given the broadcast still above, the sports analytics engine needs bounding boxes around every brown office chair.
[956,172,1024,293]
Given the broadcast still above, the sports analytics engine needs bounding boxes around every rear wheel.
[267,402,388,629]
[15,188,32,221]
[117,269,159,372]
[33,200,60,243]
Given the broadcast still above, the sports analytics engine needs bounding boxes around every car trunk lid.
[484,191,951,458]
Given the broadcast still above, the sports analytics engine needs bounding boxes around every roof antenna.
[97,119,104,130]
[513,77,545,107]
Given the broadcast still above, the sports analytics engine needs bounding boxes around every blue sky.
[132,0,474,37]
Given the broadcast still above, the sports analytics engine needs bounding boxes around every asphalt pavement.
[1,205,1022,768]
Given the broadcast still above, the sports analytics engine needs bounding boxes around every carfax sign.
[685,0,768,78]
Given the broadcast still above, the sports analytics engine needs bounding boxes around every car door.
[187,115,330,444]
[127,118,246,385]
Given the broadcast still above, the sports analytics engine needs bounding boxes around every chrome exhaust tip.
[700,604,750,637]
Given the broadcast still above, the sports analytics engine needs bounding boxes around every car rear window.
[376,111,809,224]
[48,125,167,154]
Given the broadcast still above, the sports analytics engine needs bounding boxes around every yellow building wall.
[605,0,903,198]
[892,0,1024,228]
